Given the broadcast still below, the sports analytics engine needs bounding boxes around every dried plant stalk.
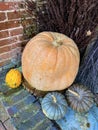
[23,0,98,55]
[76,38,98,94]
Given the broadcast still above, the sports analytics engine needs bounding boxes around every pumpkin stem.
[68,89,80,98]
[51,95,57,103]
[52,40,63,47]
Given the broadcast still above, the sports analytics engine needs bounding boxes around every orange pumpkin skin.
[22,32,80,91]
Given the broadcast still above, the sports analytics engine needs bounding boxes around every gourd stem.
[51,95,57,103]
[68,89,80,97]
[52,40,63,47]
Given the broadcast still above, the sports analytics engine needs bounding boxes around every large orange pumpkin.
[22,32,80,91]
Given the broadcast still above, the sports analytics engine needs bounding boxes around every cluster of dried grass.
[24,0,98,56]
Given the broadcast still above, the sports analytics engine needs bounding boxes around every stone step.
[15,110,53,130]
[0,83,10,95]
[7,95,37,117]
[2,87,29,108]
[11,104,40,128]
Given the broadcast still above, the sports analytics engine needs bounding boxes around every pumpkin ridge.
[42,104,51,112]
[60,47,68,73]
[58,104,66,117]
[42,102,51,107]
[54,48,66,74]
[26,37,48,46]
[61,48,69,73]
[85,98,94,104]
[63,41,79,49]
[23,42,51,83]
[31,43,52,68]
[55,106,61,120]
[33,45,49,60]
[39,32,54,41]
[33,39,52,45]
[84,100,92,109]
[43,45,57,67]
[61,46,72,64]
[44,106,54,119]
[64,45,80,62]
[61,46,73,80]
[62,45,79,62]
[32,32,53,40]
[53,105,59,120]
[38,45,58,75]
[59,102,67,108]
[63,46,79,82]
[53,46,58,71]
[81,102,88,111]
[83,98,93,108]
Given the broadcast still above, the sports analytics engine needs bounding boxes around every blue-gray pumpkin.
[66,84,94,113]
[41,92,67,120]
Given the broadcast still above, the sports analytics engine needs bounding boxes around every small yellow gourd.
[5,69,22,88]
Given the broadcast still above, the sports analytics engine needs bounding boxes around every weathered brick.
[0,20,20,30]
[12,42,22,49]
[0,2,19,11]
[2,87,26,107]
[0,31,9,39]
[0,12,6,21]
[7,11,20,20]
[11,103,40,127]
[0,37,17,47]
[32,118,53,130]
[7,10,25,20]
[0,45,11,54]
[3,90,35,108]
[10,28,23,36]
[0,38,11,47]
[0,53,11,61]
[15,110,46,130]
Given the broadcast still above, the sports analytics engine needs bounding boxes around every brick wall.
[0,2,30,72]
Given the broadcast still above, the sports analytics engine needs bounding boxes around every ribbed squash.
[22,31,80,91]
[66,84,94,112]
[41,92,67,120]
[5,69,22,88]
